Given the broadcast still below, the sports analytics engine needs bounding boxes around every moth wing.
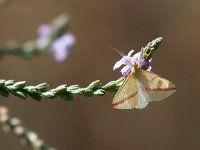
[135,79,150,109]
[112,73,150,109]
[135,69,176,102]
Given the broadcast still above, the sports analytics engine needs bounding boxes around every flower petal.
[137,58,145,68]
[60,33,75,46]
[146,65,152,72]
[53,49,69,62]
[132,51,141,60]
[38,24,52,37]
[120,66,131,76]
[127,49,134,56]
[113,60,123,70]
[50,33,75,61]
[121,56,133,66]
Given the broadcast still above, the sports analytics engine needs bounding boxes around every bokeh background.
[0,0,199,150]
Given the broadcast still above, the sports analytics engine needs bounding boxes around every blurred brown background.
[0,0,199,150]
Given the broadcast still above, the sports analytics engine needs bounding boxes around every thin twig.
[0,14,70,58]
[0,106,56,150]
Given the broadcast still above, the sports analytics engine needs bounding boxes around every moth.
[112,51,176,109]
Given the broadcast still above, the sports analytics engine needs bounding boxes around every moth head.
[132,62,138,72]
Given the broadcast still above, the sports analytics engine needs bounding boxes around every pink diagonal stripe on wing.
[145,87,176,92]
[112,91,138,107]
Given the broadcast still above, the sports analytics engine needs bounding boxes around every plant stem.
[0,106,56,150]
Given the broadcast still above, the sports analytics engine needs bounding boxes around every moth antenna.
[110,47,133,67]
[110,47,125,57]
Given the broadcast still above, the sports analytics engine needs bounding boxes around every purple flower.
[50,33,75,61]
[36,24,52,48]
[113,50,152,76]
[36,24,75,61]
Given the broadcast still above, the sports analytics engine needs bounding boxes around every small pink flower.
[113,50,152,76]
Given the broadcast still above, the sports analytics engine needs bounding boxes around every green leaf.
[67,85,79,91]
[13,91,27,99]
[54,84,67,93]
[94,89,105,96]
[13,81,26,89]
[28,93,42,101]
[25,86,38,94]
[0,88,9,97]
[8,118,21,128]
[59,94,73,101]
[36,83,48,92]
[87,80,101,90]
[42,91,55,98]
[0,80,6,86]
[141,37,163,60]
[5,80,14,86]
